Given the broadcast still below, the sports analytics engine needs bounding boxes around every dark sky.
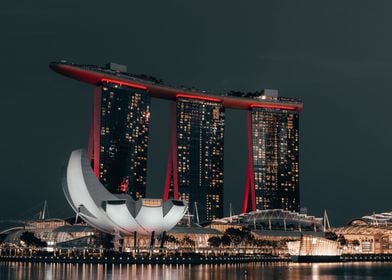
[1,1,392,226]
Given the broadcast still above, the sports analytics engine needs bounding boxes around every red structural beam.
[242,111,256,213]
[87,119,94,162]
[92,87,101,178]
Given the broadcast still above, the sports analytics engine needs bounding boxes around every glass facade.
[97,82,150,199]
[251,108,299,211]
[176,98,225,222]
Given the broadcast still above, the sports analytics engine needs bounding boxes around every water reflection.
[1,262,392,280]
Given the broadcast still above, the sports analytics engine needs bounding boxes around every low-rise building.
[334,219,392,254]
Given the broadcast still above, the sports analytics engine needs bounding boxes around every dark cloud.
[1,1,391,225]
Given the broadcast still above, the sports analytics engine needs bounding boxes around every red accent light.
[101,78,148,90]
[250,104,297,111]
[176,94,222,103]
[119,178,129,193]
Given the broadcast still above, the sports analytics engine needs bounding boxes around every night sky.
[1,1,391,226]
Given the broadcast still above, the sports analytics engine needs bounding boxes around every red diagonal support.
[163,102,179,200]
[242,111,256,213]
[92,87,101,179]
[87,118,94,163]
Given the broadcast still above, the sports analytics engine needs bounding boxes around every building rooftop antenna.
[40,200,47,220]
[194,202,200,225]
[75,207,81,224]
[323,209,331,231]
[229,202,234,223]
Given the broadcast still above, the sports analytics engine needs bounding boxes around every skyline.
[2,1,392,226]
[51,61,302,223]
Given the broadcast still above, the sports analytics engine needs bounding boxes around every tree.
[241,227,255,245]
[0,234,6,244]
[337,235,348,246]
[221,235,231,247]
[224,228,242,245]
[182,235,195,247]
[352,240,360,247]
[224,227,255,245]
[99,233,114,249]
[20,231,47,247]
[208,236,221,248]
[325,231,338,241]
[165,234,179,244]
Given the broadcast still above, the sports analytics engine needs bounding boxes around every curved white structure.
[62,149,187,235]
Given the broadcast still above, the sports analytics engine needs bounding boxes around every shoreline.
[2,254,392,264]
[0,255,287,265]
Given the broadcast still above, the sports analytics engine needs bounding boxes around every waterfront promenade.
[2,253,392,265]
[0,254,286,265]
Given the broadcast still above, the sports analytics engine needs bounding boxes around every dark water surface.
[1,262,392,280]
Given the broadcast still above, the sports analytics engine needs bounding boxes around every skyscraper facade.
[251,107,300,211]
[164,97,225,222]
[90,81,151,199]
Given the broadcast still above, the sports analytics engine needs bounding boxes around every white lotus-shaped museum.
[62,149,187,235]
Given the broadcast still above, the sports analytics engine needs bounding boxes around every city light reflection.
[2,262,392,280]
